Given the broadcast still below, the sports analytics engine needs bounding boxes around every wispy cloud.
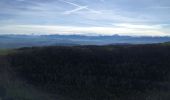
[0,0,170,36]
[0,24,168,36]
[16,0,25,2]
[149,6,170,9]
[100,0,105,2]
[113,23,162,29]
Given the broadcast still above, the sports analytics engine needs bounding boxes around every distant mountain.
[0,34,170,48]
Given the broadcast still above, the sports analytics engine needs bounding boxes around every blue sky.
[0,0,170,36]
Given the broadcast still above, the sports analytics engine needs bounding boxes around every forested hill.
[0,44,168,100]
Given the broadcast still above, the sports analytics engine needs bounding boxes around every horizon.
[0,33,170,38]
[0,0,170,36]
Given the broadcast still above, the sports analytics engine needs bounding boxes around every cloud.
[16,0,25,2]
[0,0,170,36]
[100,0,105,2]
[113,23,162,29]
[149,6,170,9]
[0,24,168,36]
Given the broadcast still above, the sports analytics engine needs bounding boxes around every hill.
[0,44,170,100]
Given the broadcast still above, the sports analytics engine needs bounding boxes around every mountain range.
[0,34,170,48]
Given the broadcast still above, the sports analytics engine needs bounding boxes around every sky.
[0,0,170,36]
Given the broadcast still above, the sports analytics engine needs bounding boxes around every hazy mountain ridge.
[0,34,170,48]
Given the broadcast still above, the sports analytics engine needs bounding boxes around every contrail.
[58,0,101,15]
[63,6,88,15]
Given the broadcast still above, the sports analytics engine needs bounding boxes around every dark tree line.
[7,44,170,100]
